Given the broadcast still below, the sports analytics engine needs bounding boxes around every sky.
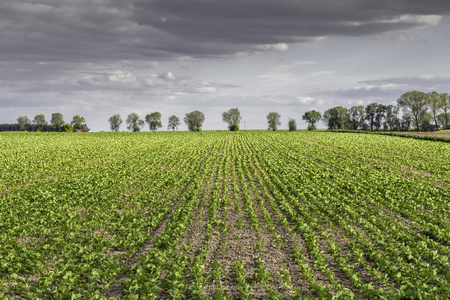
[2,0,450,131]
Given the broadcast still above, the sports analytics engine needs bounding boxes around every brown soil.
[393,130,450,137]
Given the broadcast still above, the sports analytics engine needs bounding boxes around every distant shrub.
[307,124,317,131]
[61,124,74,132]
[288,119,297,131]
[420,119,433,132]
[192,126,202,132]
[229,123,239,131]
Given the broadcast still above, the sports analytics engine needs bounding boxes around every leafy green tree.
[145,112,162,132]
[184,110,205,131]
[51,113,64,131]
[288,118,297,131]
[440,93,450,129]
[222,108,242,131]
[126,112,145,132]
[266,112,281,131]
[302,110,321,130]
[322,106,348,129]
[17,116,30,131]
[33,114,47,131]
[349,105,365,130]
[427,91,441,131]
[108,114,122,132]
[167,115,181,131]
[71,115,86,130]
[397,91,428,131]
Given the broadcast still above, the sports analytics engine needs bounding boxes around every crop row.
[0,131,449,298]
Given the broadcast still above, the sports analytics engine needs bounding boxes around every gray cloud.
[131,0,449,56]
[1,0,448,99]
[360,76,450,91]
[74,70,238,95]
[1,0,449,64]
[309,75,450,106]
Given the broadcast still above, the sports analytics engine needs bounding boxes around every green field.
[1,131,449,299]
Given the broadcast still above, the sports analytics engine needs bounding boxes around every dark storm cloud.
[1,0,450,63]
[133,0,450,55]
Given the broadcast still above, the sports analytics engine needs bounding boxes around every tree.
[145,112,162,132]
[126,112,145,132]
[365,103,378,131]
[437,112,449,130]
[420,112,433,132]
[397,91,428,131]
[427,91,441,131]
[167,115,181,131]
[222,108,242,131]
[288,118,297,131]
[184,110,205,131]
[108,114,123,132]
[51,113,64,131]
[71,115,86,130]
[33,114,47,131]
[17,116,30,131]
[266,112,281,131]
[440,93,450,129]
[374,104,386,131]
[349,106,365,130]
[385,105,400,131]
[302,110,321,130]
[322,106,348,129]
[401,113,412,131]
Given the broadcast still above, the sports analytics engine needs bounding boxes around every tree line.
[107,109,290,132]
[5,91,449,132]
[1,113,88,132]
[320,91,450,132]
[108,110,235,132]
[2,108,316,132]
[105,109,312,132]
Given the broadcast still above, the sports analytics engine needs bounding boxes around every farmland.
[1,131,449,299]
